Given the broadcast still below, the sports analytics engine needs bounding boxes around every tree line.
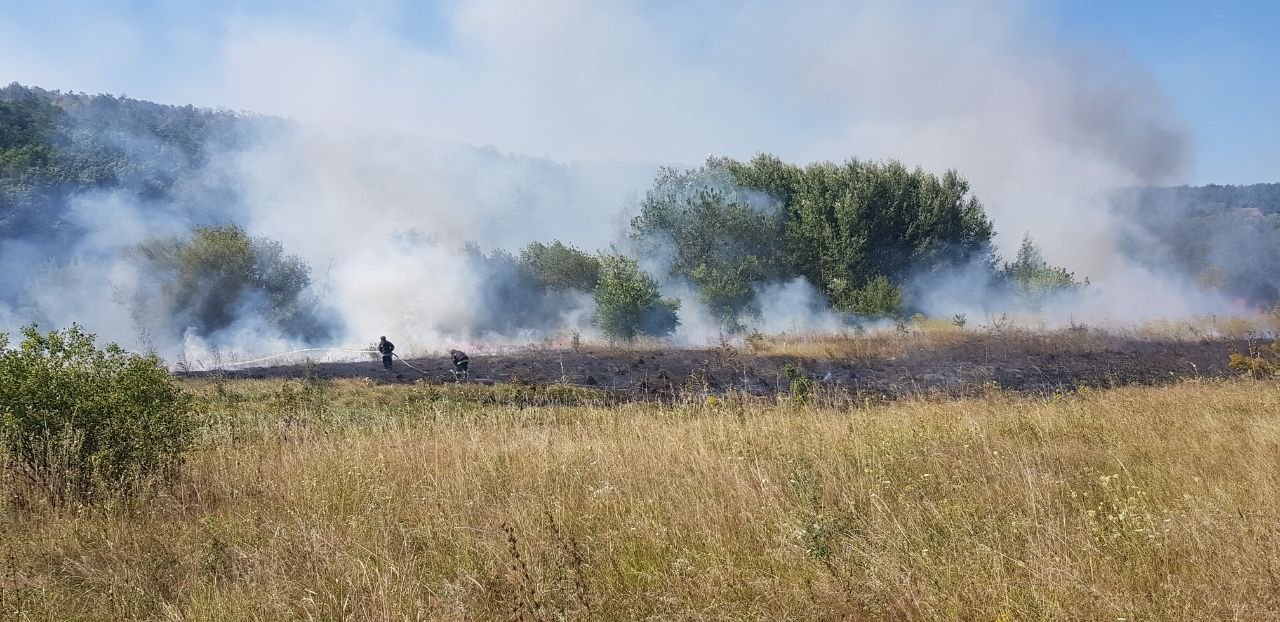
[144,148,1262,341]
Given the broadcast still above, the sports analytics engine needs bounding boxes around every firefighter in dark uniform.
[378,336,395,370]
[449,349,469,380]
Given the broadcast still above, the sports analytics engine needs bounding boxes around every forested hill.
[1128,183,1280,216]
[5,81,1278,244]
[1115,183,1280,305]
[0,83,264,242]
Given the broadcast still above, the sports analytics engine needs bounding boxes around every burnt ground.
[183,334,1255,400]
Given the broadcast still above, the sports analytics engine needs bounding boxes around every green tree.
[132,225,328,340]
[463,242,559,334]
[767,159,993,313]
[0,93,60,173]
[593,254,680,340]
[631,159,786,328]
[1001,233,1084,307]
[632,153,996,319]
[519,240,601,292]
[0,324,197,503]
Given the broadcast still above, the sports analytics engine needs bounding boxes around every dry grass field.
[3,371,1279,621]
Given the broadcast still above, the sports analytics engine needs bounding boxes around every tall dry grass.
[2,377,1278,620]
[744,312,1280,363]
[744,322,1114,363]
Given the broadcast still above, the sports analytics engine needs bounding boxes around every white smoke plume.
[1,0,1252,359]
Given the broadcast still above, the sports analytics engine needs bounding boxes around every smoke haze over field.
[0,0,1269,360]
[226,127,663,351]
[193,1,1191,268]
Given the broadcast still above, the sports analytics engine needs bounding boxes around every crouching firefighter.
[449,349,469,380]
[378,336,395,370]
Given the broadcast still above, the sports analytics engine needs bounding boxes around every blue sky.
[1039,0,1280,183]
[0,0,1275,184]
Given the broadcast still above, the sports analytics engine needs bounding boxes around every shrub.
[1228,337,1280,379]
[0,324,197,504]
[784,363,813,405]
[593,254,680,341]
[847,275,904,317]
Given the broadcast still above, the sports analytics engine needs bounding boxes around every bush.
[847,275,904,317]
[593,254,680,341]
[0,324,197,504]
[1228,337,1280,379]
[784,363,813,405]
